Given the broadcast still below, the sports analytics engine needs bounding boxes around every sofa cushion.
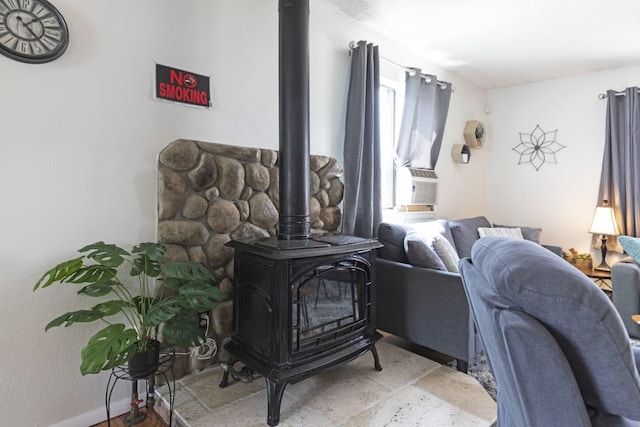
[404,231,447,271]
[432,234,460,273]
[478,227,524,239]
[493,223,542,244]
[449,216,491,258]
[378,222,410,263]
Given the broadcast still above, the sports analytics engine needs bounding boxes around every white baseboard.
[49,396,143,427]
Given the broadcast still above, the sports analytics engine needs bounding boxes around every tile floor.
[155,338,497,426]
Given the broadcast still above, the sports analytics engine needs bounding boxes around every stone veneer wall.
[157,139,344,378]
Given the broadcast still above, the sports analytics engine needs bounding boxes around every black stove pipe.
[278,0,311,240]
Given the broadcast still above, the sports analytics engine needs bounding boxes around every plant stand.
[105,345,175,426]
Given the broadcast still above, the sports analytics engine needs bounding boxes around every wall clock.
[0,0,69,64]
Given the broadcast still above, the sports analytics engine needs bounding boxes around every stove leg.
[219,355,238,388]
[265,378,287,426]
[370,344,383,371]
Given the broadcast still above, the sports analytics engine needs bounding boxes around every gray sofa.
[375,216,561,372]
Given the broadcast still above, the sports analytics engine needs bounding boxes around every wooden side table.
[574,265,612,295]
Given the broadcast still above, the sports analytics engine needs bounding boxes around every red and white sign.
[155,63,211,108]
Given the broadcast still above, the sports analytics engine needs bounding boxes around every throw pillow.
[404,231,447,271]
[618,236,640,264]
[378,222,410,263]
[408,219,456,248]
[449,216,492,258]
[432,234,460,273]
[478,227,524,239]
[493,223,542,244]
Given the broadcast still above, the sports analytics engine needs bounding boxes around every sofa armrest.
[374,258,475,362]
[612,261,640,339]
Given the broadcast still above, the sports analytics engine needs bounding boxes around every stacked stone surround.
[157,139,344,377]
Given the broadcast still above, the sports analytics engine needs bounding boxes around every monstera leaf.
[144,286,223,328]
[176,283,224,312]
[44,300,134,331]
[80,324,138,375]
[130,242,165,277]
[66,265,117,284]
[45,309,107,331]
[33,257,83,290]
[79,242,129,268]
[143,298,183,327]
[77,280,121,297]
[161,260,211,290]
[162,317,207,348]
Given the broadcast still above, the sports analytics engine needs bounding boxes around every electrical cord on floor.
[173,313,218,360]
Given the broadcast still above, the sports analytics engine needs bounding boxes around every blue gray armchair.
[459,237,640,427]
[612,260,640,339]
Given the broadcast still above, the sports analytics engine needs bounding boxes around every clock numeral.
[41,34,56,48]
[44,28,60,39]
[33,5,50,18]
[1,34,17,50]
[0,4,8,14]
[31,40,43,53]
[5,0,18,10]
[20,39,28,53]
[0,23,6,33]
[41,18,59,27]
[20,0,31,10]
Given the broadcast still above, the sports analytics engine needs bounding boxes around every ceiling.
[322,0,640,89]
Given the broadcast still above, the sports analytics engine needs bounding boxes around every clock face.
[0,0,69,63]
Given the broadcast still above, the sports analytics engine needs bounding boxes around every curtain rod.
[597,89,640,99]
[349,41,454,92]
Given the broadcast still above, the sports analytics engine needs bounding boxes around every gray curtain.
[342,41,381,238]
[395,70,452,169]
[596,86,640,248]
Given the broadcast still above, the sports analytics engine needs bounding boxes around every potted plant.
[33,241,224,376]
[475,123,485,142]
[562,248,593,269]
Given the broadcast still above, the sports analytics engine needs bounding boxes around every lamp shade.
[589,206,620,236]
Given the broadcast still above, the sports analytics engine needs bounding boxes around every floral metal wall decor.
[513,124,565,171]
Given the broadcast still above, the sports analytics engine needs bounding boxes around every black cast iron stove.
[221,235,382,426]
[218,1,382,426]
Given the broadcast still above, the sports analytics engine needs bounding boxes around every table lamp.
[589,200,620,271]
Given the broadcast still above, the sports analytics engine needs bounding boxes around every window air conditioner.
[395,167,438,212]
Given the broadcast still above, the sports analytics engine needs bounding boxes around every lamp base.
[595,235,610,272]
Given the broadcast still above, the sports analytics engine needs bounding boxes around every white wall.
[485,64,640,257]
[1,1,486,425]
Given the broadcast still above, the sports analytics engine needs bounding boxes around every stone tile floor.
[155,338,497,426]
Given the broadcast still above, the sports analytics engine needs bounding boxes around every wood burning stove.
[221,236,381,425]
[219,1,382,425]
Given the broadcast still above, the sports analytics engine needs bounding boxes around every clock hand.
[23,23,39,39]
[16,15,39,40]
[22,19,41,40]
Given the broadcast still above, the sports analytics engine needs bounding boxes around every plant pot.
[127,339,160,379]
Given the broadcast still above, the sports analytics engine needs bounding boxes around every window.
[379,84,396,209]
[379,77,404,209]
